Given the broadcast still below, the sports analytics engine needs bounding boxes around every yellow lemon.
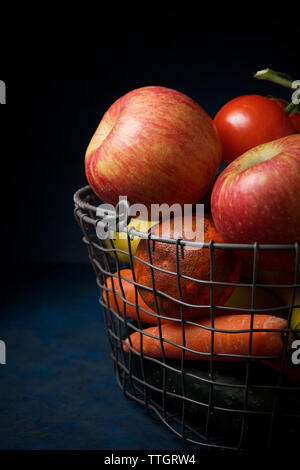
[271,287,300,338]
[104,217,159,263]
[225,286,283,312]
[239,264,300,337]
[254,268,300,338]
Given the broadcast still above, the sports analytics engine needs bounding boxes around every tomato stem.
[254,68,300,116]
[254,68,294,88]
[284,101,300,116]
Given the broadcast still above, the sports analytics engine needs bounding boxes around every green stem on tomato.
[285,101,300,116]
[254,68,294,89]
[254,68,300,116]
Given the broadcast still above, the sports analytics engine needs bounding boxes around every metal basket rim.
[74,185,299,252]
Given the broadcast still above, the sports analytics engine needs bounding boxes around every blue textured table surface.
[0,264,202,450]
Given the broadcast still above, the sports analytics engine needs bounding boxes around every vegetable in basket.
[104,270,287,325]
[214,68,299,165]
[214,95,296,165]
[104,270,159,325]
[123,314,290,360]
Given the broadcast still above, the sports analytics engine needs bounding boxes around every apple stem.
[254,68,294,89]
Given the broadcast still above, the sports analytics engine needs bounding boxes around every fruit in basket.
[269,97,300,133]
[104,217,158,263]
[123,314,290,360]
[224,286,286,317]
[211,134,300,271]
[214,95,296,164]
[104,269,160,325]
[239,264,300,336]
[270,97,300,132]
[242,264,300,286]
[291,113,300,133]
[257,269,300,337]
[85,86,221,208]
[134,214,241,321]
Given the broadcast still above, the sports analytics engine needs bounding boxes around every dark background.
[1,5,299,265]
[0,5,299,451]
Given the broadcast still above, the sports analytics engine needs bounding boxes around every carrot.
[104,269,166,325]
[123,315,290,360]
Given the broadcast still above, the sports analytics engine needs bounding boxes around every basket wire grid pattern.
[74,185,300,451]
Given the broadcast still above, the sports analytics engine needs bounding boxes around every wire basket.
[74,185,300,452]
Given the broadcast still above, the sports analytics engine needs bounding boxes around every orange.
[134,214,241,321]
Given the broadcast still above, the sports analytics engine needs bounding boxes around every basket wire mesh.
[74,185,300,451]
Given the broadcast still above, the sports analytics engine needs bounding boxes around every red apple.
[85,86,221,208]
[211,134,300,271]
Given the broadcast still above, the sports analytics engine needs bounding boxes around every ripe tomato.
[291,114,300,132]
[214,95,296,165]
[270,97,300,133]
